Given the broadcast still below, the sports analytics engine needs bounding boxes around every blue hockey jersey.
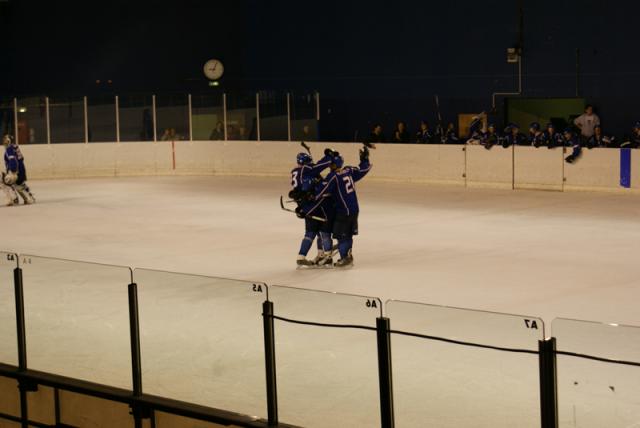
[4,143,26,180]
[316,159,372,216]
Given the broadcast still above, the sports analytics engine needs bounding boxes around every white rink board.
[564,148,622,191]
[514,146,564,190]
[466,145,514,189]
[633,149,640,190]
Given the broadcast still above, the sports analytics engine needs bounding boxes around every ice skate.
[312,251,326,264]
[316,254,334,268]
[334,254,354,268]
[296,256,315,268]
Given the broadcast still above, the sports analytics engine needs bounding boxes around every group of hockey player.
[1,134,35,206]
[466,120,621,163]
[285,144,372,268]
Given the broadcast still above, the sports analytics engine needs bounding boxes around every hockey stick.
[280,196,327,222]
[363,141,377,150]
[301,141,312,155]
[434,94,444,139]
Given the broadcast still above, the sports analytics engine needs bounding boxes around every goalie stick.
[280,195,327,222]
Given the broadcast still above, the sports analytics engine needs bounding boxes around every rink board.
[514,146,564,190]
[9,141,640,193]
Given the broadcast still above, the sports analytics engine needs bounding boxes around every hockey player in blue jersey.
[563,128,582,164]
[2,135,35,206]
[503,123,527,147]
[315,147,372,267]
[528,122,545,147]
[541,123,564,149]
[290,150,335,267]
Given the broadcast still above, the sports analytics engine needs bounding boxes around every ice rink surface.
[2,175,639,326]
[2,176,640,427]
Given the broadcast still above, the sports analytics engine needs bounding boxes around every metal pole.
[262,301,278,426]
[575,48,580,97]
[256,92,261,141]
[14,266,29,428]
[539,338,559,428]
[188,93,193,142]
[152,95,157,142]
[315,91,320,121]
[286,93,291,142]
[128,282,148,427]
[13,98,18,145]
[376,317,395,428]
[45,97,51,144]
[83,96,89,143]
[115,96,120,143]
[223,93,228,141]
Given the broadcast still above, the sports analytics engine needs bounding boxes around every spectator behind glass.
[620,122,640,149]
[441,122,460,144]
[392,121,410,143]
[227,124,239,140]
[160,128,171,141]
[573,105,600,139]
[368,124,385,144]
[209,122,224,140]
[415,120,433,144]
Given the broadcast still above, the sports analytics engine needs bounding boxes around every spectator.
[441,122,460,144]
[573,105,600,140]
[502,123,527,147]
[392,121,410,143]
[302,124,312,140]
[415,120,433,144]
[483,123,502,150]
[160,128,171,141]
[209,122,224,140]
[528,122,544,148]
[620,122,640,149]
[564,128,582,163]
[227,124,239,140]
[367,124,386,144]
[586,125,616,149]
[542,123,564,149]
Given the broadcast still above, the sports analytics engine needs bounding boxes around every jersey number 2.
[343,176,355,194]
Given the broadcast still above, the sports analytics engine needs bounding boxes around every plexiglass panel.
[16,97,48,144]
[386,300,544,428]
[0,98,14,138]
[290,92,318,141]
[87,95,117,142]
[119,95,153,142]
[553,318,640,428]
[191,93,224,140]
[49,97,85,143]
[155,94,189,141]
[0,252,18,366]
[21,255,132,388]
[135,269,267,418]
[226,92,257,141]
[269,285,382,428]
[258,91,288,141]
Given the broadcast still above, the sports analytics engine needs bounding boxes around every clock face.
[203,59,224,80]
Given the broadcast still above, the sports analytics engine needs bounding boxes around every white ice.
[1,176,639,428]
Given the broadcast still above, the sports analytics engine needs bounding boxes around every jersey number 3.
[291,171,299,188]
[343,176,355,194]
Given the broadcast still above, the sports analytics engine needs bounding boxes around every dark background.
[1,0,639,139]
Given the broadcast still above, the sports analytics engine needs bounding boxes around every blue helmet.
[634,121,640,129]
[331,154,344,169]
[509,122,519,129]
[529,122,540,131]
[546,123,555,130]
[563,128,574,135]
[297,152,312,165]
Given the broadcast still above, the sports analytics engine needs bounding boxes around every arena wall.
[14,141,640,193]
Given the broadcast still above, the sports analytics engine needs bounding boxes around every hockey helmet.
[529,122,540,131]
[563,127,574,136]
[634,121,640,130]
[296,152,312,165]
[331,154,344,169]
[546,123,555,130]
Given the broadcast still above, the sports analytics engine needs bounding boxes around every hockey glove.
[3,171,17,185]
[295,206,306,219]
[324,148,338,157]
[359,146,369,162]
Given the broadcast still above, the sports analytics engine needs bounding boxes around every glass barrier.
[268,285,382,428]
[258,91,288,141]
[155,94,189,141]
[134,269,267,418]
[191,93,224,140]
[226,92,257,141]
[49,96,85,143]
[87,95,117,142]
[21,255,133,389]
[0,252,18,366]
[118,94,153,142]
[16,97,48,144]
[553,318,640,428]
[0,98,14,137]
[386,300,544,428]
[290,92,318,141]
